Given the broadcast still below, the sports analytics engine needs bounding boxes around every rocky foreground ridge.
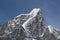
[0,8,60,40]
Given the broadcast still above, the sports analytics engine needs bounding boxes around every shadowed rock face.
[0,8,60,40]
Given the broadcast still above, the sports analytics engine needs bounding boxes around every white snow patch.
[29,8,41,17]
[5,30,12,34]
[32,38,36,40]
[48,25,54,33]
[16,14,29,18]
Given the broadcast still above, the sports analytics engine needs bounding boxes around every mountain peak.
[0,8,60,40]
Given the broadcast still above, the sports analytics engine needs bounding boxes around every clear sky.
[0,0,60,29]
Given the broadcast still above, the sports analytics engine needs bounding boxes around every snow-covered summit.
[22,8,41,30]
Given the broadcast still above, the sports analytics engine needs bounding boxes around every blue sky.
[0,0,60,29]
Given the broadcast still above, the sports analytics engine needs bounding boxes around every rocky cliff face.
[0,8,60,40]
